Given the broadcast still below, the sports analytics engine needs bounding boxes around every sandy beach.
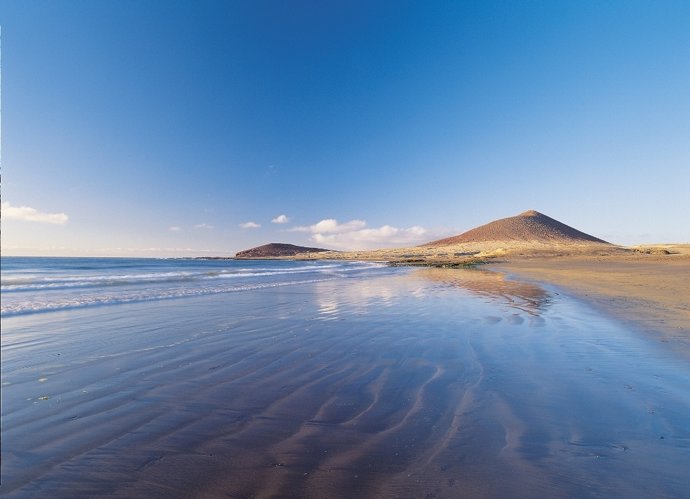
[489,247,690,351]
[3,258,690,497]
[293,243,690,351]
[6,0,689,495]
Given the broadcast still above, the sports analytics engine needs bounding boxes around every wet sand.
[2,269,690,497]
[490,252,690,351]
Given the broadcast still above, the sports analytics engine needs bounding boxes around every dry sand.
[489,246,690,349]
[293,243,690,349]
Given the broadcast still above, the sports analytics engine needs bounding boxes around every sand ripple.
[2,271,690,497]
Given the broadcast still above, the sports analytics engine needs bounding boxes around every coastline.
[277,243,690,351]
[4,256,690,497]
[487,252,690,352]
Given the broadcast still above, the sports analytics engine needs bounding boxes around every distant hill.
[425,210,609,247]
[235,243,330,259]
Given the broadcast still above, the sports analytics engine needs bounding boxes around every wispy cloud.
[292,218,429,250]
[2,201,68,224]
[194,223,214,229]
[271,214,290,224]
[240,221,261,229]
[169,226,182,232]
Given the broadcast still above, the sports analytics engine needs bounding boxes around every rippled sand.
[2,269,690,497]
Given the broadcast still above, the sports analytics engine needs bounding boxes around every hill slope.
[235,243,330,259]
[426,210,609,247]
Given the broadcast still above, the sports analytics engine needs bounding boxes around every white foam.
[0,262,380,293]
[1,260,391,317]
[1,277,342,317]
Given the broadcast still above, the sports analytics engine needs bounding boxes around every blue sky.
[2,0,689,256]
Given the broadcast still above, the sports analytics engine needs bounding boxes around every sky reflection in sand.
[407,268,551,316]
[2,267,689,498]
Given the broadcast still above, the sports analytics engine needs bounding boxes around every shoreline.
[273,244,690,352]
[4,255,690,497]
[487,253,690,353]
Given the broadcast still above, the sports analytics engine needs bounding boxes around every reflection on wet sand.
[409,268,551,315]
[2,270,690,498]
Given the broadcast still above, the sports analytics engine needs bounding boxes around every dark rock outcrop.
[235,243,330,259]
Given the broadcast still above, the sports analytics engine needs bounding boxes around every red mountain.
[425,210,609,246]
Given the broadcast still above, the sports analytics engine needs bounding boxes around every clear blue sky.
[2,0,689,256]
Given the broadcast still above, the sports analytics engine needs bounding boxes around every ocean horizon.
[2,257,689,497]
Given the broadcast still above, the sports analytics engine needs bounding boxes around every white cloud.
[290,218,367,234]
[292,218,429,250]
[194,223,214,229]
[2,201,68,224]
[169,226,182,232]
[240,221,261,229]
[271,214,290,224]
[313,225,428,250]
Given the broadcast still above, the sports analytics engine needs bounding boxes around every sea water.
[1,257,388,317]
[1,258,689,497]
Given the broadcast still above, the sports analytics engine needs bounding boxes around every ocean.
[2,257,689,497]
[0,257,388,317]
